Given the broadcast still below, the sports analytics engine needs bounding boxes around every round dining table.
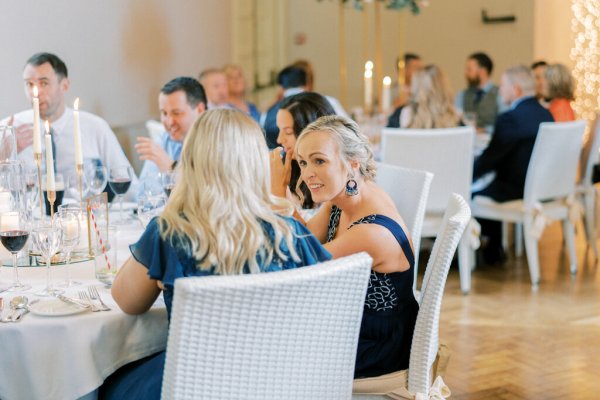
[0,218,168,400]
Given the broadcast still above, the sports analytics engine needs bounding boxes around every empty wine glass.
[108,166,134,225]
[31,225,63,296]
[24,167,39,218]
[137,194,166,228]
[0,211,32,292]
[0,125,17,161]
[160,170,177,198]
[85,164,108,197]
[54,210,81,287]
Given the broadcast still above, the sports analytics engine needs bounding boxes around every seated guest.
[455,52,504,133]
[543,63,576,122]
[136,77,206,188]
[223,64,261,122]
[530,60,548,105]
[473,65,554,264]
[102,109,331,399]
[262,66,308,149]
[6,52,134,189]
[398,65,459,129]
[269,92,336,217]
[291,59,349,118]
[294,115,418,378]
[386,53,423,128]
[198,68,230,109]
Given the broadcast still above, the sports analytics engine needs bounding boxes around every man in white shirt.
[6,52,135,197]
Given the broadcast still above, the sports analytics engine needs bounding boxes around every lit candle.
[382,76,392,114]
[73,98,83,165]
[65,219,79,241]
[0,212,19,230]
[32,86,41,154]
[45,121,55,191]
[364,68,373,112]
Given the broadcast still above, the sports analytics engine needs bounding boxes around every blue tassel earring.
[345,179,358,196]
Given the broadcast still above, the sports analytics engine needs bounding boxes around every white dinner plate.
[28,299,89,317]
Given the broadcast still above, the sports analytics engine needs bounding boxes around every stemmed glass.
[108,166,134,225]
[54,210,81,287]
[0,211,32,292]
[0,125,17,161]
[85,164,108,197]
[137,194,166,228]
[160,170,177,198]
[31,225,63,296]
[24,167,39,219]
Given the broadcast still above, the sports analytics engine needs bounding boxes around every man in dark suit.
[261,66,307,149]
[473,65,554,264]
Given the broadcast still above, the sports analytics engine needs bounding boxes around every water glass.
[54,210,81,287]
[137,195,166,228]
[94,226,118,286]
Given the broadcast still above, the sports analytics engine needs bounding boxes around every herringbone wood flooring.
[428,221,600,399]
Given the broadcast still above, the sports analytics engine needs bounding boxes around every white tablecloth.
[0,220,168,400]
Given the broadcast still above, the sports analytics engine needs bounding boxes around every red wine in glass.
[0,230,29,253]
[108,179,132,195]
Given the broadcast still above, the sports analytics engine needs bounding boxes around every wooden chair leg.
[523,217,541,291]
[563,218,578,275]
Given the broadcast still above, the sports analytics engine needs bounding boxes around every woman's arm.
[112,256,162,315]
[304,202,333,243]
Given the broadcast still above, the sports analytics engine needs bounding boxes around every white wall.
[286,0,537,109]
[0,0,232,127]
[533,0,574,67]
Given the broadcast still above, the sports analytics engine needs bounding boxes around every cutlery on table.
[56,294,91,309]
[88,286,111,311]
[79,291,101,312]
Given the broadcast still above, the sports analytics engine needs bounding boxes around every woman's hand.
[270,147,293,198]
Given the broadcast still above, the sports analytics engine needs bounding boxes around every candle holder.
[34,152,44,221]
[47,190,56,220]
[76,163,84,201]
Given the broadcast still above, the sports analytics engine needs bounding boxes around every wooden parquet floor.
[424,221,600,399]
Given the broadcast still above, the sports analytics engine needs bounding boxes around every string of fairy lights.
[571,0,600,121]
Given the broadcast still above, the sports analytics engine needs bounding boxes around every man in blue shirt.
[136,77,207,190]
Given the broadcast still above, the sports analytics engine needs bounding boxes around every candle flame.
[365,61,374,70]
[74,97,79,110]
[33,86,38,97]
[364,69,373,79]
[383,76,392,85]
[44,120,50,134]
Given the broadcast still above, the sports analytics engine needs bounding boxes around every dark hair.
[161,77,207,108]
[404,53,421,64]
[277,66,307,89]
[531,60,548,70]
[280,92,336,209]
[25,52,68,79]
[468,52,493,75]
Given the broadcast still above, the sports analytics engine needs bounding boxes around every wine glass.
[31,225,63,296]
[54,210,81,287]
[24,167,39,218]
[108,166,134,225]
[137,194,166,228]
[85,165,108,197]
[160,170,177,198]
[0,211,32,292]
[0,125,17,161]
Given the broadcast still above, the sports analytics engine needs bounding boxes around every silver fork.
[88,286,111,311]
[79,291,101,312]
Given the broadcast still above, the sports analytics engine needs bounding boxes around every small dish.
[28,299,89,317]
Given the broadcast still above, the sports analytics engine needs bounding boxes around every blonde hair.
[408,65,459,129]
[545,63,575,101]
[160,109,299,275]
[296,115,377,180]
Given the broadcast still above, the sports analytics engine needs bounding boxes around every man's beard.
[467,76,481,87]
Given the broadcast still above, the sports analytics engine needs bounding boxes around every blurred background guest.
[223,64,261,123]
[269,92,336,218]
[295,115,418,378]
[543,63,576,122]
[199,68,230,109]
[398,65,459,129]
[387,53,424,127]
[530,60,549,106]
[103,109,331,399]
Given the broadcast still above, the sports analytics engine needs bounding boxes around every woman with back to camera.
[100,109,331,399]
[294,115,419,378]
[399,64,459,129]
[269,92,336,219]
[543,63,576,122]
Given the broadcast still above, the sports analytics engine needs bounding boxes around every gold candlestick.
[47,190,56,220]
[76,163,84,201]
[34,152,44,221]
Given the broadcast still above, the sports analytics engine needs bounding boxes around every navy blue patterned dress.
[327,205,419,378]
[100,216,331,400]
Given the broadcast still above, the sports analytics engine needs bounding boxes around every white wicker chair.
[471,121,586,290]
[352,194,471,399]
[375,163,433,291]
[577,114,600,258]
[380,126,477,294]
[161,253,373,400]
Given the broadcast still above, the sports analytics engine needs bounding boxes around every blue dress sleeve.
[129,217,180,285]
[289,218,332,265]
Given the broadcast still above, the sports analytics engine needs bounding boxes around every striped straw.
[88,204,112,271]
